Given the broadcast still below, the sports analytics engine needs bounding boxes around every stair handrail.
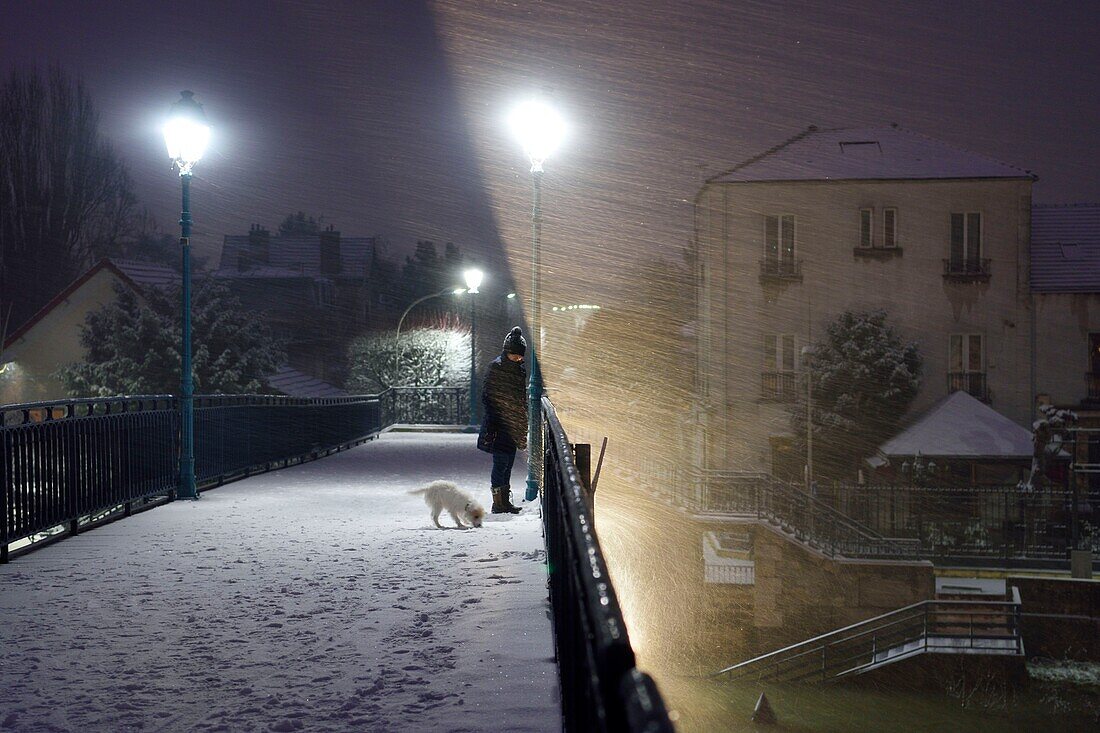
[714,593,1023,681]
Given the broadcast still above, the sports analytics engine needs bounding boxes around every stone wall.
[1009,575,1100,660]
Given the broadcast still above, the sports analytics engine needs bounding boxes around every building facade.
[695,125,1036,475]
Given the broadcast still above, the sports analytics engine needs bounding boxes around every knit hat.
[502,327,527,356]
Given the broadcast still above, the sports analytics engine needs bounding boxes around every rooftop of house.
[267,365,348,398]
[1030,203,1100,294]
[3,258,179,351]
[709,125,1035,184]
[218,227,377,279]
[869,390,1033,464]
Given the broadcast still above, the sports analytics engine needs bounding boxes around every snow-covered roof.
[267,365,348,398]
[1030,204,1100,293]
[710,126,1034,184]
[218,232,376,277]
[110,259,179,289]
[874,391,1032,461]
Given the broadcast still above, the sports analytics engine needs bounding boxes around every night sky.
[3,0,1098,302]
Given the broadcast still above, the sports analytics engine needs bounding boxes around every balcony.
[948,372,989,402]
[853,245,903,260]
[759,258,802,284]
[761,371,797,402]
[943,258,991,283]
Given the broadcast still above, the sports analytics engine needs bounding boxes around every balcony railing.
[948,371,988,402]
[943,258,991,282]
[761,371,797,401]
[759,257,802,283]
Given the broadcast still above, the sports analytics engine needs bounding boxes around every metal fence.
[1,387,464,560]
[682,468,1098,569]
[540,397,673,733]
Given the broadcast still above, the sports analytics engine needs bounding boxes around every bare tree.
[0,66,137,330]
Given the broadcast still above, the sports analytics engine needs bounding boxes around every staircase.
[714,585,1024,683]
[694,471,923,561]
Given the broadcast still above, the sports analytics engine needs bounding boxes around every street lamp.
[509,99,566,501]
[801,345,813,494]
[163,90,210,501]
[463,268,484,428]
[394,286,466,384]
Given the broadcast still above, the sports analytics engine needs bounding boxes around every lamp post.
[463,268,484,428]
[801,345,813,494]
[509,99,566,501]
[394,286,466,384]
[163,91,210,501]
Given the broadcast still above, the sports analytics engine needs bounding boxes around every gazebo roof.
[872,391,1032,463]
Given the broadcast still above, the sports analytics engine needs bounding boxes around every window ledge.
[853,246,902,259]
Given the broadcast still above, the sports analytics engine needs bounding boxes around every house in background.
[0,259,178,404]
[216,225,381,385]
[695,124,1037,476]
[1031,203,1100,490]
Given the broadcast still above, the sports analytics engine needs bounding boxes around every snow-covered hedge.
[346,328,470,392]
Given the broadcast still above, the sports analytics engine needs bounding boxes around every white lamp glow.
[163,91,210,175]
[463,268,484,294]
[508,100,566,172]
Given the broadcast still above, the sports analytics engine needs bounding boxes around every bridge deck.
[0,432,560,732]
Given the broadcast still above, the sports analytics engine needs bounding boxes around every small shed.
[868,391,1033,485]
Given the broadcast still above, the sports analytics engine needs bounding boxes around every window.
[1088,334,1100,400]
[949,334,986,400]
[763,334,797,371]
[764,214,796,268]
[859,209,873,248]
[313,278,335,307]
[883,208,897,248]
[762,333,797,400]
[950,212,981,267]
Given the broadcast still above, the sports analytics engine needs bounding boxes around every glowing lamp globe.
[463,268,484,294]
[508,100,566,172]
[163,91,210,175]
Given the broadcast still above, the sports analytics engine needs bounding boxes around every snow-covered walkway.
[0,432,560,733]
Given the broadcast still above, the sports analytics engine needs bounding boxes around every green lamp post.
[163,91,210,500]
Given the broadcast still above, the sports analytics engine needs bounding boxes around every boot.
[490,487,510,514]
[501,486,522,514]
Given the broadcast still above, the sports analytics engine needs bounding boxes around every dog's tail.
[407,487,428,495]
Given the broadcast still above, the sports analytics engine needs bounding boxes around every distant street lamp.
[463,268,484,428]
[509,99,566,501]
[163,91,210,501]
[394,286,466,384]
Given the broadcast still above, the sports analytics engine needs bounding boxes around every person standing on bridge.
[477,326,528,514]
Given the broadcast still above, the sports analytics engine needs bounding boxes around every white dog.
[408,480,485,529]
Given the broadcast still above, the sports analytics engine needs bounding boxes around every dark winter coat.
[477,352,528,452]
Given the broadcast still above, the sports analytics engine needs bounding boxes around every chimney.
[320,224,341,275]
[246,224,270,268]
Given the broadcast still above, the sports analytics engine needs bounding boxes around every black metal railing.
[715,587,1023,683]
[760,371,797,401]
[693,470,920,560]
[943,257,992,281]
[1,387,464,560]
[948,371,988,401]
[540,397,673,733]
[759,257,802,281]
[826,483,1099,567]
[382,386,468,426]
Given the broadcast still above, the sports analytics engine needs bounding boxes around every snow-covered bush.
[346,327,469,392]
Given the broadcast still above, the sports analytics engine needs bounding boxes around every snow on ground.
[0,431,560,733]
